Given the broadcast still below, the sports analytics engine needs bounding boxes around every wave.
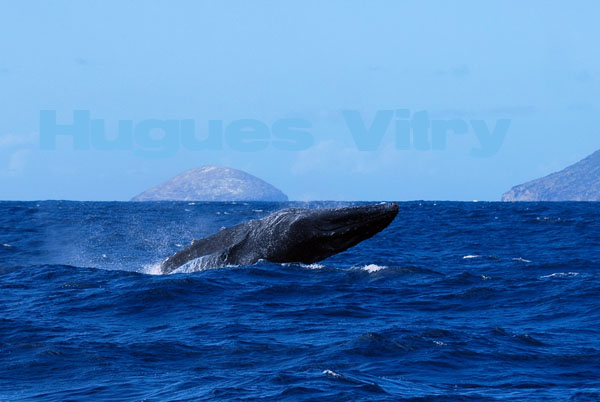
[299,263,326,270]
[361,264,387,273]
[540,272,580,279]
[141,263,163,275]
[512,257,532,263]
[322,369,387,394]
[3,201,599,401]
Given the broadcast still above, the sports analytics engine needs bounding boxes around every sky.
[1,0,599,201]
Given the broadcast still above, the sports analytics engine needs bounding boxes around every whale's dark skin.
[160,202,399,273]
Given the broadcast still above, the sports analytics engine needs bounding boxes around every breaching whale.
[160,202,399,274]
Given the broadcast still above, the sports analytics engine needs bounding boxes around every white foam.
[175,256,216,273]
[141,263,163,275]
[300,263,326,270]
[463,255,480,259]
[481,275,492,280]
[323,369,342,378]
[512,257,532,263]
[540,272,579,279]
[2,243,12,248]
[362,264,386,273]
[170,254,240,273]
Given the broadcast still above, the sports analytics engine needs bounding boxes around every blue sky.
[1,0,599,201]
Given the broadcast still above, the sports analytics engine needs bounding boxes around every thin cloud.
[434,65,470,77]
[1,149,31,177]
[0,132,38,177]
[431,106,536,119]
[567,103,594,112]
[574,70,593,83]
[0,132,38,149]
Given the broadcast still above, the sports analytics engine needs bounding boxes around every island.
[130,166,288,202]
[502,149,600,201]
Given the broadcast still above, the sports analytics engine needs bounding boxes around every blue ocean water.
[0,201,599,401]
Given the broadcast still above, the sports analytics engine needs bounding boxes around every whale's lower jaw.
[160,203,399,274]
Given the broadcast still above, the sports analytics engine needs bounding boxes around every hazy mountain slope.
[502,150,600,201]
[131,166,288,202]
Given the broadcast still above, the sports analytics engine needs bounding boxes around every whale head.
[261,202,399,264]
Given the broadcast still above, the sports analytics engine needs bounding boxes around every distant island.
[502,150,600,201]
[131,166,288,202]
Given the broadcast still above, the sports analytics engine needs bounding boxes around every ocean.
[1,201,599,401]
